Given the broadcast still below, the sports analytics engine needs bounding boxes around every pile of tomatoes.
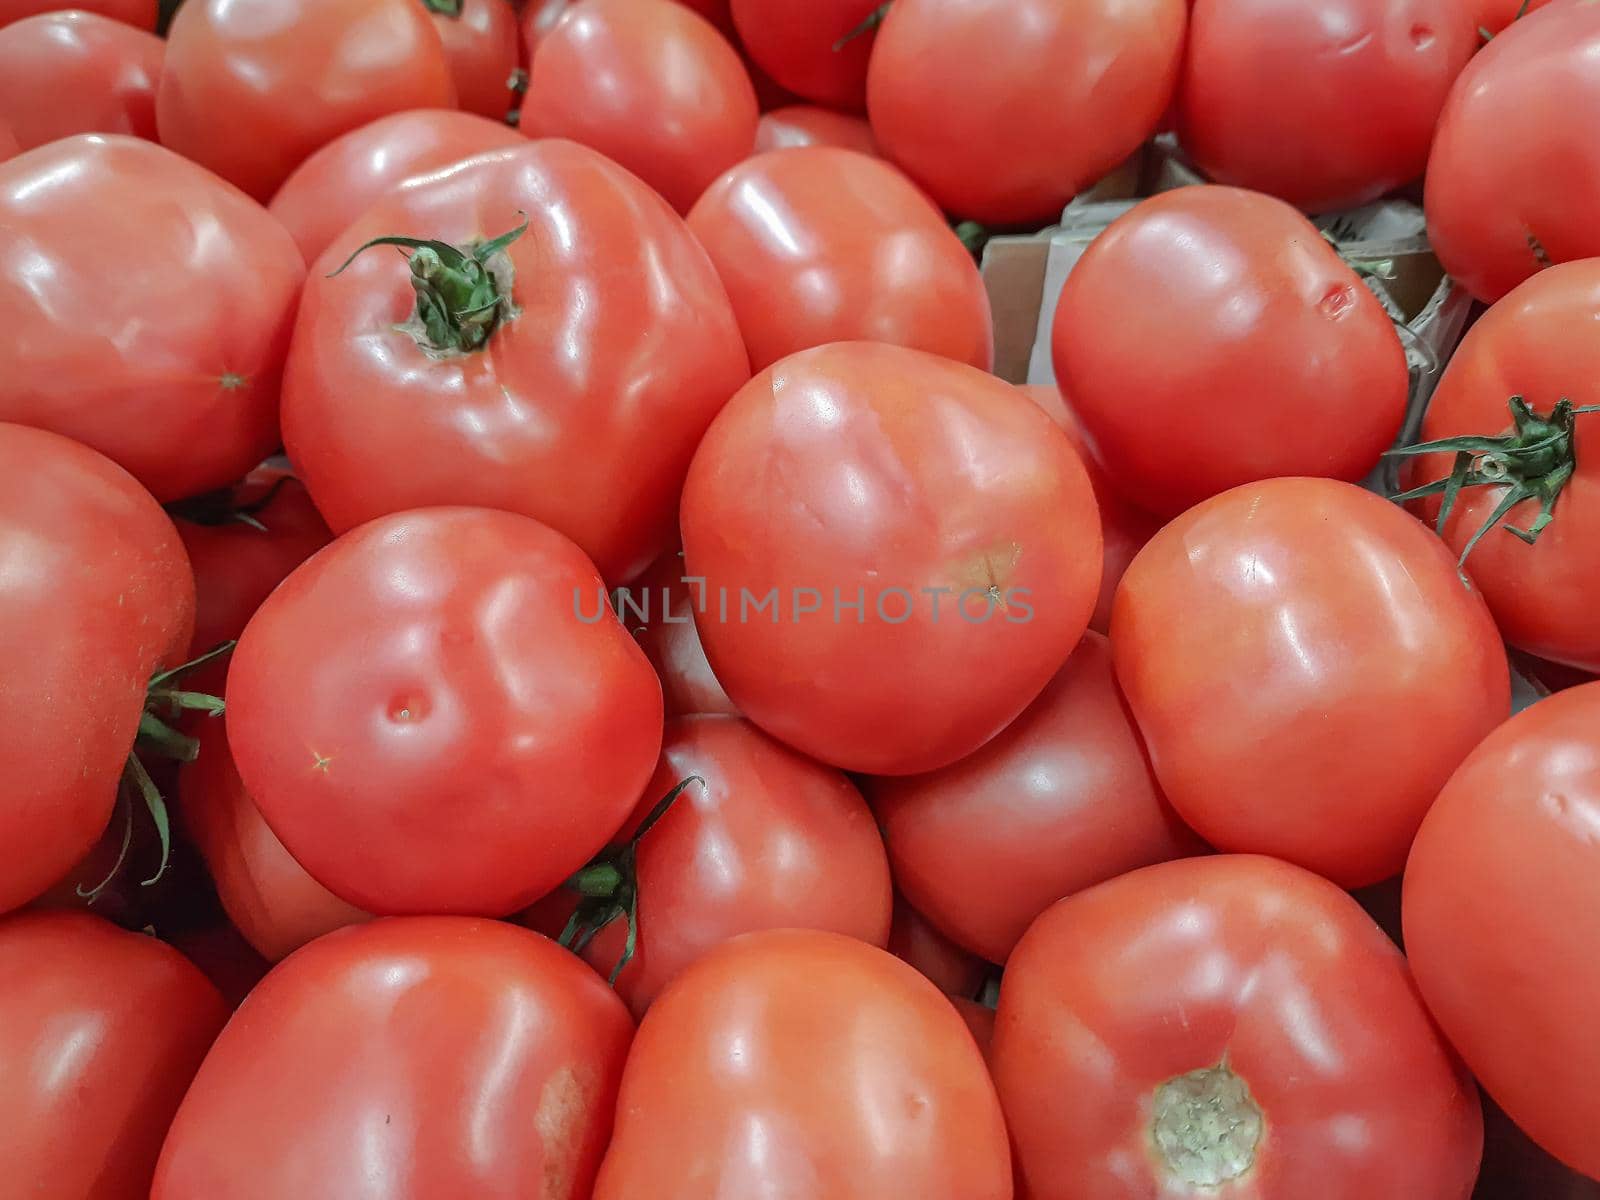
[3,0,1599,1196]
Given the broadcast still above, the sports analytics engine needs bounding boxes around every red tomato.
[0,136,303,502]
[158,0,456,202]
[994,855,1483,1199]
[0,424,195,915]
[887,898,990,999]
[689,147,992,372]
[0,0,154,27]
[873,632,1204,965]
[595,929,1013,1199]
[281,140,748,584]
[1398,265,1600,672]
[755,104,879,155]
[2,911,228,1200]
[153,917,633,1199]
[629,552,740,717]
[523,0,757,213]
[1426,2,1600,302]
[867,0,1185,224]
[0,11,160,151]
[524,714,892,1016]
[1476,0,1551,35]
[1405,682,1600,1181]
[1180,0,1474,212]
[1020,384,1160,632]
[422,0,520,119]
[1052,186,1409,518]
[1112,477,1509,888]
[226,507,664,917]
[680,342,1102,775]
[729,0,880,111]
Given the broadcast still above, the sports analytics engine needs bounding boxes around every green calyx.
[833,1,891,51]
[421,0,464,15]
[1390,395,1600,577]
[328,214,529,355]
[953,220,990,260]
[557,775,705,986]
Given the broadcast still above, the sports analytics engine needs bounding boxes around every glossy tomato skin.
[595,929,1012,1199]
[755,105,879,156]
[0,136,304,502]
[1112,477,1509,888]
[629,552,740,717]
[887,898,990,999]
[1052,186,1409,518]
[873,632,1204,965]
[689,147,992,372]
[680,342,1102,776]
[282,140,749,585]
[0,424,194,915]
[226,507,664,917]
[1405,683,1600,1181]
[1404,260,1600,671]
[269,108,525,264]
[426,0,519,119]
[0,11,161,151]
[1180,0,1474,212]
[867,0,1185,224]
[1426,2,1600,302]
[523,0,757,214]
[0,0,154,27]
[526,714,892,1017]
[2,911,229,1200]
[158,0,455,202]
[153,917,634,1200]
[730,0,880,111]
[995,855,1482,1199]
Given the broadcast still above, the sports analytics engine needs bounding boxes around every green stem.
[421,0,463,14]
[833,1,892,50]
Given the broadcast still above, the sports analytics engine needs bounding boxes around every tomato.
[1396,262,1600,672]
[873,632,1204,965]
[1020,385,1160,632]
[994,855,1482,1199]
[523,0,757,213]
[0,0,154,27]
[0,424,195,915]
[0,136,303,502]
[1426,2,1600,302]
[153,917,633,1199]
[226,507,664,916]
[158,0,456,202]
[2,911,228,1200]
[1405,682,1600,1181]
[1180,0,1473,213]
[281,140,748,584]
[680,341,1102,775]
[755,104,879,155]
[1052,186,1409,518]
[887,898,990,999]
[0,11,160,151]
[594,929,1013,1199]
[1112,477,1509,888]
[867,0,1185,225]
[729,0,881,111]
[422,0,519,119]
[629,552,740,717]
[1476,0,1551,35]
[689,147,992,372]
[524,713,892,1016]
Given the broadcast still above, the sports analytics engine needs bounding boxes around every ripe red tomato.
[3,913,228,1199]
[0,136,303,502]
[689,147,992,372]
[755,104,878,155]
[0,424,195,915]
[1405,682,1600,1181]
[729,0,881,111]
[158,0,456,202]
[0,12,160,151]
[0,0,154,27]
[422,0,519,118]
[994,855,1483,1199]
[1052,186,1409,518]
[630,552,739,717]
[873,632,1204,965]
[1112,477,1509,888]
[1398,261,1600,673]
[153,917,633,1199]
[1180,0,1474,212]
[282,140,748,584]
[867,0,1185,224]
[887,898,990,999]
[595,929,1013,1199]
[226,507,664,917]
[525,714,892,1016]
[1426,2,1600,302]
[681,341,1102,776]
[523,0,757,213]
